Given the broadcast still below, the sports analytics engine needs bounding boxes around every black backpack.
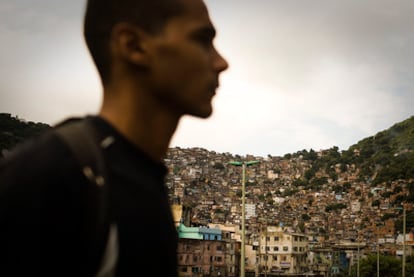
[54,118,111,275]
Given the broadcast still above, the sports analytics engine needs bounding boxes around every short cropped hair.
[84,0,184,84]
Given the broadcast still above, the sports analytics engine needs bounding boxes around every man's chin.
[189,108,213,119]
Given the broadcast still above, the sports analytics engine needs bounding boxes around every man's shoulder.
[0,117,89,184]
[2,126,68,164]
[1,116,95,164]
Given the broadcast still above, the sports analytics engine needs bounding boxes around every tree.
[406,255,414,275]
[0,113,50,157]
[395,210,414,233]
[212,162,225,170]
[372,199,380,207]
[297,221,305,232]
[355,254,401,277]
[339,163,347,172]
[348,254,414,277]
[301,214,311,221]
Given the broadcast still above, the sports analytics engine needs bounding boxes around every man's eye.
[193,33,214,47]
[197,36,211,43]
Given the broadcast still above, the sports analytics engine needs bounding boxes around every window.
[266,236,270,241]
[283,246,288,251]
[217,245,222,251]
[274,236,279,241]
[273,246,279,251]
[293,247,298,252]
[266,246,270,252]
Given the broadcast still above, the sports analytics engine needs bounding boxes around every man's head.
[84,0,184,84]
[85,0,228,119]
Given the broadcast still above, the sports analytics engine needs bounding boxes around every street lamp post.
[357,232,360,277]
[229,160,260,277]
[377,240,380,277]
[403,207,406,277]
[376,221,385,277]
[394,206,406,277]
[356,210,361,277]
[399,207,406,277]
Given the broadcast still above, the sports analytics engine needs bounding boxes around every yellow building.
[257,226,309,275]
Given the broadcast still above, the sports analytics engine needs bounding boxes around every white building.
[245,203,256,219]
[257,226,309,275]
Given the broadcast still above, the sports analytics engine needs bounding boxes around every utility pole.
[402,207,406,277]
[264,225,267,277]
[394,205,406,277]
[228,160,260,277]
[357,234,360,277]
[377,241,380,277]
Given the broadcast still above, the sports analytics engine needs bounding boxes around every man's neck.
[99,107,179,163]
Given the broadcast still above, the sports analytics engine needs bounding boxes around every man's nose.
[213,48,229,73]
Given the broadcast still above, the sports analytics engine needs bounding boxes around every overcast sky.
[1,0,413,157]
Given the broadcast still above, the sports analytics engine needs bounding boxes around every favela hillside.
[2,112,414,277]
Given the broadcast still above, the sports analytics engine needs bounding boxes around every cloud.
[1,0,414,157]
[172,0,414,156]
[0,0,99,124]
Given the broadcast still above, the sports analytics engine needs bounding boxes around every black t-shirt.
[0,116,178,277]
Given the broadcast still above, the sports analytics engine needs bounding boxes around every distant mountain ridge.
[280,115,414,184]
[2,112,414,166]
[0,113,50,157]
[344,115,414,184]
[2,112,413,234]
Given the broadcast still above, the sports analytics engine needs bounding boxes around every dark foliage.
[0,113,51,157]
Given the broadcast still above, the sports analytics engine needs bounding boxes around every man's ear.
[110,23,150,67]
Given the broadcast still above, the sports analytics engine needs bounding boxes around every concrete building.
[257,226,309,276]
[177,238,227,277]
[177,223,240,277]
[246,203,256,219]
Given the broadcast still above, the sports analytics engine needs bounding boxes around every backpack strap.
[53,118,114,276]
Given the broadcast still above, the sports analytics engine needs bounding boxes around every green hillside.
[2,112,414,187]
[0,113,51,157]
[343,115,414,184]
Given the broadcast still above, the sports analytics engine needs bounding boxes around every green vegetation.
[395,209,414,233]
[344,254,414,277]
[292,115,414,189]
[325,203,347,212]
[0,113,50,157]
[342,115,414,183]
